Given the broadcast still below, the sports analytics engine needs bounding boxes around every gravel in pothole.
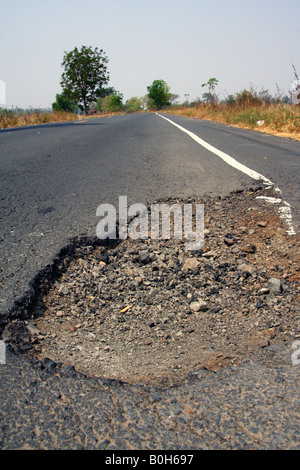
[19,187,300,386]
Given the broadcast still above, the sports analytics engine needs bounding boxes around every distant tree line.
[52,46,299,115]
[52,45,178,114]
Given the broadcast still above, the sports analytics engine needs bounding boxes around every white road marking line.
[256,196,282,204]
[277,201,296,235]
[156,113,273,185]
[157,113,296,235]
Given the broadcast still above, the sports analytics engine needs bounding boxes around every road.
[1,112,299,313]
[0,113,299,450]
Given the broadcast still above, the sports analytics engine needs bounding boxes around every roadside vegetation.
[161,68,300,140]
[163,86,300,140]
[0,107,78,129]
[2,86,299,139]
[164,96,300,140]
[1,44,299,139]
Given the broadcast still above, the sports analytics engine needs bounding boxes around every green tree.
[97,87,117,98]
[95,87,116,111]
[52,90,78,113]
[99,91,123,113]
[147,79,171,110]
[60,46,110,114]
[201,77,219,103]
[124,96,143,113]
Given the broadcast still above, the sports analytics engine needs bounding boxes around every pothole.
[2,187,300,387]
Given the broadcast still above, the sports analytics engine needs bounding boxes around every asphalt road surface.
[1,112,299,313]
[0,113,299,451]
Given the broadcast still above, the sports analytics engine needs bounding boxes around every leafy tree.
[60,46,109,114]
[202,77,219,90]
[95,87,116,111]
[107,91,123,112]
[124,96,143,113]
[97,87,117,98]
[52,90,78,113]
[98,91,123,113]
[147,79,171,110]
[201,77,219,103]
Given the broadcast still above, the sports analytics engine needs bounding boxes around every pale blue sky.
[1,0,299,108]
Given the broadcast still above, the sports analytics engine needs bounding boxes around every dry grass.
[2,103,299,141]
[0,108,131,129]
[163,103,300,141]
[0,109,78,129]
